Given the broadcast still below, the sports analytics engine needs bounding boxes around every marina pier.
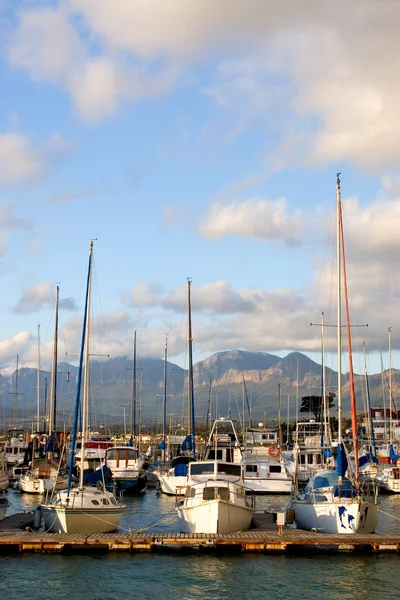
[1,530,400,554]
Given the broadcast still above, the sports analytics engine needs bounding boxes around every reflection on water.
[2,489,400,600]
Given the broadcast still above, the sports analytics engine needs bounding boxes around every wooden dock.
[0,530,399,554]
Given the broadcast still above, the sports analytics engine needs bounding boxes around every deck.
[0,529,399,554]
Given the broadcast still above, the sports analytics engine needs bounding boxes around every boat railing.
[176,480,254,508]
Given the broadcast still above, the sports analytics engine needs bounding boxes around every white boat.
[290,469,378,534]
[156,456,196,495]
[244,448,292,494]
[42,486,124,534]
[0,492,9,520]
[176,460,254,534]
[0,454,9,490]
[42,242,125,533]
[375,463,400,493]
[4,436,28,466]
[288,175,379,534]
[104,446,147,493]
[17,459,68,494]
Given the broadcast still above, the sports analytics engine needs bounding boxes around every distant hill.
[0,350,397,431]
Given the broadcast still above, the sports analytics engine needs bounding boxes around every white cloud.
[0,203,32,256]
[13,282,77,314]
[199,197,303,245]
[0,132,69,185]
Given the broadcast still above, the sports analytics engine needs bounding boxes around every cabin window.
[307,454,313,465]
[299,455,306,465]
[217,463,241,476]
[207,450,223,461]
[107,449,117,460]
[91,500,100,505]
[269,465,282,473]
[246,465,257,474]
[203,487,230,501]
[102,498,110,505]
[127,449,137,460]
[191,463,215,475]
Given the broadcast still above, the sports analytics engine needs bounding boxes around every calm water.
[1,490,400,600]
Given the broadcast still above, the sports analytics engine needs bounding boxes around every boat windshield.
[190,463,215,476]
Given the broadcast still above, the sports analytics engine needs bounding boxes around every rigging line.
[136,507,178,532]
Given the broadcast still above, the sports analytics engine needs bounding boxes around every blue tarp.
[336,443,348,477]
[44,436,54,453]
[84,465,112,485]
[389,444,400,461]
[174,463,188,476]
[181,436,193,451]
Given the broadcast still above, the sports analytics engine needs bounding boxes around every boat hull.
[42,505,124,533]
[177,498,253,534]
[290,499,378,534]
[158,474,188,496]
[113,473,147,494]
[244,478,292,494]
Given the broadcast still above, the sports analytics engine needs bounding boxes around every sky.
[0,0,399,377]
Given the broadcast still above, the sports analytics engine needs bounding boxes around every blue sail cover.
[389,444,400,461]
[128,436,134,447]
[181,435,193,451]
[84,465,112,485]
[336,443,348,477]
[323,447,333,459]
[44,436,54,453]
[158,440,166,450]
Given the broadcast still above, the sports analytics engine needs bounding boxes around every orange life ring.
[268,445,280,458]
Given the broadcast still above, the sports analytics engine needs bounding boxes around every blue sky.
[0,0,399,377]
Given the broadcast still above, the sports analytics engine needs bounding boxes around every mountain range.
[0,350,397,431]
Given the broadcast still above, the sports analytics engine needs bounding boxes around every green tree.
[299,393,336,421]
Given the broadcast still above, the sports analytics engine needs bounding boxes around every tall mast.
[336,173,342,444]
[80,242,93,489]
[321,312,329,443]
[163,336,168,465]
[130,330,137,438]
[67,242,92,495]
[187,278,196,458]
[339,194,359,480]
[36,324,41,432]
[389,326,393,445]
[48,285,59,435]
[13,354,19,430]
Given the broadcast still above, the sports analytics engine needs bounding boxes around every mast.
[36,324,41,432]
[187,279,196,458]
[336,174,342,444]
[389,327,393,445]
[80,244,93,489]
[163,336,168,466]
[48,285,59,436]
[13,354,19,430]
[338,175,359,481]
[130,330,137,439]
[67,242,92,495]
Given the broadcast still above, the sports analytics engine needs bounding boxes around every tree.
[299,393,336,421]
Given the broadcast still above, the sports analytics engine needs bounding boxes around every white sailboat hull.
[158,474,188,496]
[19,475,69,494]
[42,504,124,533]
[41,488,125,533]
[290,498,378,534]
[244,478,292,494]
[177,498,253,534]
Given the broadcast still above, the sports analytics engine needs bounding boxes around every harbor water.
[1,489,399,600]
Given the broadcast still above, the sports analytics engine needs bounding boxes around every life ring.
[269,445,280,458]
[39,435,47,444]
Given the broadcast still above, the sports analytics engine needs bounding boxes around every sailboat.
[19,311,69,494]
[4,356,28,466]
[289,174,379,534]
[41,242,125,533]
[156,282,197,495]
